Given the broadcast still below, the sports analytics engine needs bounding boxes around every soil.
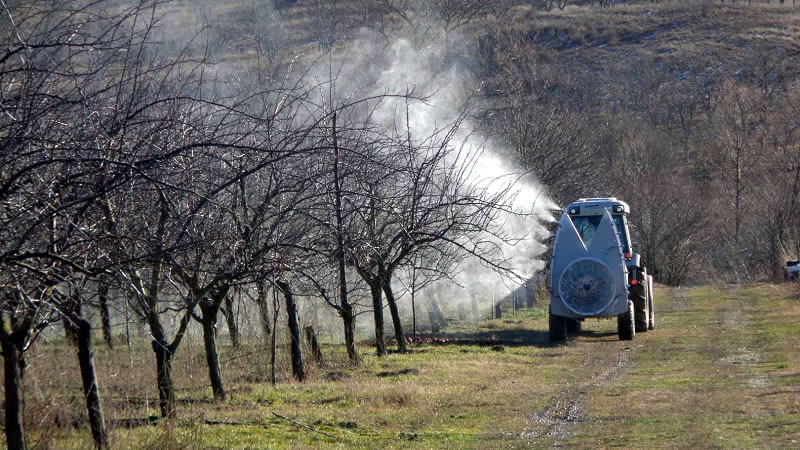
[522,332,633,446]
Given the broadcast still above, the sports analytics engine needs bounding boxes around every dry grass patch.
[514,1,799,69]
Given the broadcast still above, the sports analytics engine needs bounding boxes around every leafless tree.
[659,74,716,161]
[608,125,711,285]
[478,37,604,204]
[310,0,340,52]
[360,0,497,49]
[0,0,189,445]
[709,82,766,272]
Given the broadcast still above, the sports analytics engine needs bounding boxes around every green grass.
[573,283,800,449]
[14,283,800,448]
[23,309,565,449]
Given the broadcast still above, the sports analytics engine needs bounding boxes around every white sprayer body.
[549,201,630,318]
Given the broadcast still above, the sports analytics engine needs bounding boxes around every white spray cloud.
[334,35,557,283]
[156,2,557,288]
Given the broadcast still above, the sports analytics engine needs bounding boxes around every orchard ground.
[14,283,800,448]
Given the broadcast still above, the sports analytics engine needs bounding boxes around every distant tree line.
[475,25,799,285]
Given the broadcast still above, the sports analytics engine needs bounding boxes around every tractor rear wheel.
[632,269,649,332]
[566,318,581,333]
[647,275,655,330]
[549,308,567,343]
[618,300,635,341]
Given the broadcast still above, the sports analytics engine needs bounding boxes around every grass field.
[16,283,800,448]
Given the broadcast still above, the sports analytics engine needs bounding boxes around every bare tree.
[0,0,190,444]
[710,82,765,263]
[310,0,340,52]
[608,125,711,285]
[361,0,496,49]
[660,74,716,161]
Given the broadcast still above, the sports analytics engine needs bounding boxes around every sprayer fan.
[558,258,616,315]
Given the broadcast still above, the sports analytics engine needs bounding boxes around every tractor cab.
[565,198,631,256]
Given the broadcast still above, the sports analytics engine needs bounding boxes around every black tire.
[566,318,582,333]
[647,275,655,330]
[618,300,635,341]
[549,308,567,343]
[631,269,649,332]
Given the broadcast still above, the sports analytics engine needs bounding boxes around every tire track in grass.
[521,339,633,446]
[567,285,799,448]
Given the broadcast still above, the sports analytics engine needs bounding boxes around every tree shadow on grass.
[413,327,553,348]
[408,322,624,348]
[574,328,618,340]
[110,417,160,429]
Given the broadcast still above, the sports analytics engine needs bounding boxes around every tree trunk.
[411,268,417,342]
[333,111,359,366]
[431,294,447,327]
[153,341,176,418]
[199,303,226,401]
[191,283,231,402]
[304,326,325,368]
[428,310,440,333]
[146,306,194,420]
[382,276,407,352]
[341,304,359,364]
[278,281,305,381]
[73,317,109,448]
[1,337,26,450]
[471,292,479,321]
[257,284,272,346]
[222,295,240,349]
[271,286,279,385]
[495,302,503,319]
[137,255,196,420]
[65,320,78,347]
[98,282,113,349]
[369,280,387,356]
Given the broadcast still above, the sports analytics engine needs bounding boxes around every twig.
[219,344,294,365]
[219,350,263,364]
[271,411,339,440]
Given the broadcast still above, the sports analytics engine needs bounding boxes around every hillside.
[515,3,799,67]
[162,1,800,70]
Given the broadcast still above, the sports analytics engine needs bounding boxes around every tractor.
[548,198,654,342]
[785,260,800,281]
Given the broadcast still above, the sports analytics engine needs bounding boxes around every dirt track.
[522,328,634,446]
